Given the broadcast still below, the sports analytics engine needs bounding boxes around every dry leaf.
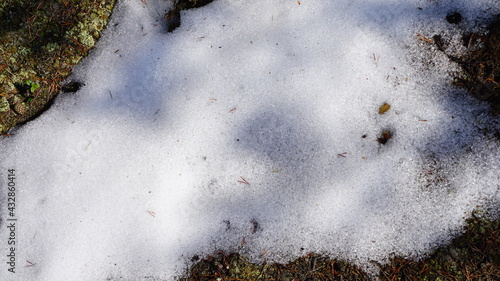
[379,103,391,114]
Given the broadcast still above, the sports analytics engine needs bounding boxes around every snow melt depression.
[1,0,499,280]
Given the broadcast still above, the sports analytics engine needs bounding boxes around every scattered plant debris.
[433,14,500,114]
[377,130,392,145]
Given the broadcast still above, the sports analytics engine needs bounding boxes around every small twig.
[484,77,499,85]
[228,107,237,113]
[147,210,156,217]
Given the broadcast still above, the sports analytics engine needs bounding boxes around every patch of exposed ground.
[0,0,116,134]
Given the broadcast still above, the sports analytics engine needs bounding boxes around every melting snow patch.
[1,0,499,280]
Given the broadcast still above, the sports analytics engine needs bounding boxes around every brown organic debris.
[378,103,391,114]
[377,130,392,145]
[166,0,215,33]
[433,14,500,114]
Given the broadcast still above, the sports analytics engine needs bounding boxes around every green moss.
[79,29,95,47]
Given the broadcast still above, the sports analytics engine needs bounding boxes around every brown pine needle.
[416,33,432,44]
[237,177,250,185]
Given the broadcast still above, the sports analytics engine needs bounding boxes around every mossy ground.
[0,1,498,280]
[0,0,116,134]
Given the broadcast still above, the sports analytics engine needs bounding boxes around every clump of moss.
[0,0,116,134]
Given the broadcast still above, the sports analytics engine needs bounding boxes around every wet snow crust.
[1,0,499,280]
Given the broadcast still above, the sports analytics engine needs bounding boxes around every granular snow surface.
[1,0,499,280]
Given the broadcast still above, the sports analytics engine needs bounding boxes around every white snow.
[1,0,499,280]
